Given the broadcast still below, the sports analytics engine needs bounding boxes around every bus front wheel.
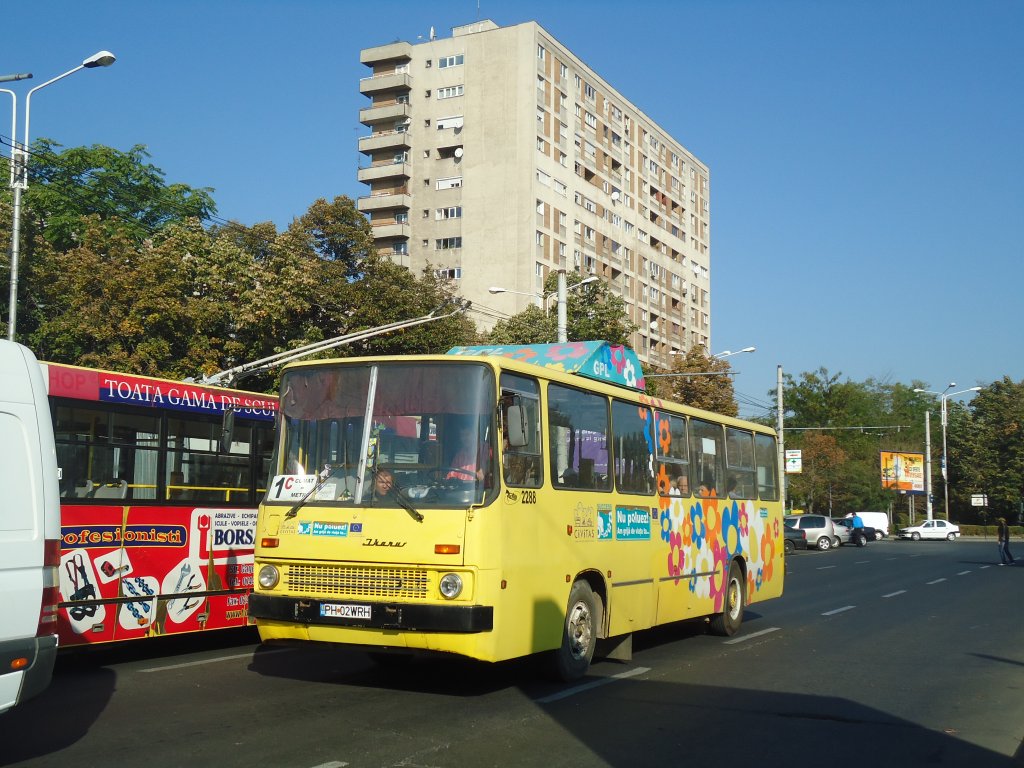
[551,580,600,681]
[709,562,744,637]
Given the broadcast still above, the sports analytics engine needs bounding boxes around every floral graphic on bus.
[657,492,779,606]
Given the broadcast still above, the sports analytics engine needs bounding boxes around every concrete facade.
[357,20,711,366]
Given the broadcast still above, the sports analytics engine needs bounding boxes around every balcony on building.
[371,222,411,240]
[357,192,412,214]
[358,130,412,155]
[357,161,412,184]
[359,71,412,96]
[360,41,413,67]
[359,102,412,127]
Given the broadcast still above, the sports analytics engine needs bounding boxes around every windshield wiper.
[284,464,336,519]
[372,466,424,523]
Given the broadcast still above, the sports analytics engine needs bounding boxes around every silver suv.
[785,514,839,551]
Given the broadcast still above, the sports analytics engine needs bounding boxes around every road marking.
[980,565,992,570]
[310,763,349,768]
[816,565,836,570]
[822,605,855,616]
[957,570,971,576]
[926,578,947,585]
[536,666,650,703]
[855,560,870,564]
[724,627,780,644]
[140,647,289,673]
[882,590,906,598]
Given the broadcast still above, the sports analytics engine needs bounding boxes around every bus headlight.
[439,573,463,599]
[258,565,280,589]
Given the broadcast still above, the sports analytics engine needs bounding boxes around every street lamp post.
[488,271,597,343]
[4,51,115,341]
[711,346,756,360]
[914,383,982,521]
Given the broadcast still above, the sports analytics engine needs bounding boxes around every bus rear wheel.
[709,562,744,637]
[550,580,600,682]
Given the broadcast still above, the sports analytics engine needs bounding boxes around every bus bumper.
[248,594,493,633]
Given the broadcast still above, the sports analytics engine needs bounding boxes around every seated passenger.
[446,423,484,482]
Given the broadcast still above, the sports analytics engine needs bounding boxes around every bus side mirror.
[220,406,236,453]
[506,404,529,448]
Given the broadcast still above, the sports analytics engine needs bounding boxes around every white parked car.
[847,511,890,539]
[898,519,960,541]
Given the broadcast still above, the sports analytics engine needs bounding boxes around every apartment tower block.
[357,20,711,365]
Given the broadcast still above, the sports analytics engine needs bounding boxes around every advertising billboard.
[880,451,925,493]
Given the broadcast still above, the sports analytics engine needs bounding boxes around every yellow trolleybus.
[249,342,784,679]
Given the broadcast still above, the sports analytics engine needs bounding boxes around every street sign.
[785,449,802,474]
[971,493,988,507]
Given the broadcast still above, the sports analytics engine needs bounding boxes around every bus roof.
[446,342,646,392]
[41,360,278,421]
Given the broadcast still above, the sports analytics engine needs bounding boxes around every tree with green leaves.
[16,139,215,251]
[659,345,739,416]
[952,377,1024,522]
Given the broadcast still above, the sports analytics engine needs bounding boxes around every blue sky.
[4,0,1021,417]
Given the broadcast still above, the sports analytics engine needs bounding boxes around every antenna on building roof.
[429,25,436,40]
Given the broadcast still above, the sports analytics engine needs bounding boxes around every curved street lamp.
[5,51,115,341]
[914,383,982,520]
[712,346,756,360]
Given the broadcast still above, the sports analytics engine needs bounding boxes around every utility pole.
[777,364,785,512]
[924,410,933,521]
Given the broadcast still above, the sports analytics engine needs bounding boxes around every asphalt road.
[3,538,1023,768]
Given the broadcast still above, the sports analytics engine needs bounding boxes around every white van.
[847,511,890,539]
[0,341,61,714]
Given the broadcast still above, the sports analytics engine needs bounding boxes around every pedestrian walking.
[851,511,866,547]
[997,517,1015,565]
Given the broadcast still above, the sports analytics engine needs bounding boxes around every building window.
[424,89,431,98]
[393,242,408,255]
[436,206,462,220]
[436,115,464,130]
[437,85,464,100]
[436,176,463,190]
[438,54,464,68]
[434,267,462,279]
[584,83,596,101]
[396,212,408,223]
[560,63,568,80]
[537,44,546,60]
[435,237,463,250]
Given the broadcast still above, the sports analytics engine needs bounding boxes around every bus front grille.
[286,565,429,600]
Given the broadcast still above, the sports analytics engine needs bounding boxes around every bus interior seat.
[92,479,128,499]
[67,479,94,498]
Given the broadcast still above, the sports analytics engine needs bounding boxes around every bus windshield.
[273,361,497,508]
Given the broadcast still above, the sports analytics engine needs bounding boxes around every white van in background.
[0,341,61,714]
[848,511,890,539]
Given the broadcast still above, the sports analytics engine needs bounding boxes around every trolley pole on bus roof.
[193,299,471,387]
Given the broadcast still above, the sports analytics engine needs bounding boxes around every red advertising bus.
[44,362,277,646]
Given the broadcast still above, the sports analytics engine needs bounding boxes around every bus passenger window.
[655,411,689,497]
[611,400,654,495]
[547,384,610,492]
[499,374,542,489]
[689,417,725,498]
